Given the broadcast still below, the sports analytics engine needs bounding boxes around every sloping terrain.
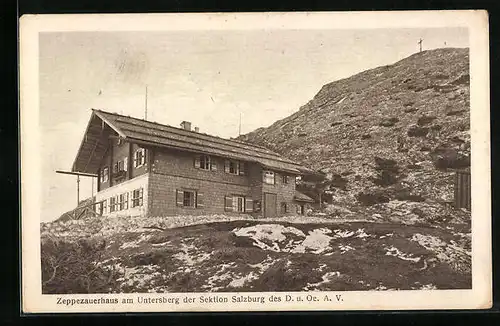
[238,48,470,213]
[41,214,470,293]
[40,48,472,294]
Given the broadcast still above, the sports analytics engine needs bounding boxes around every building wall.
[95,173,149,217]
[151,148,250,186]
[148,172,252,216]
[95,144,300,217]
[98,140,149,191]
[261,169,297,215]
[148,147,265,216]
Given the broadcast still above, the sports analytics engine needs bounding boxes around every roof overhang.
[71,110,116,174]
[294,191,315,203]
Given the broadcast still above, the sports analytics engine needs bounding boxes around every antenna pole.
[238,112,242,136]
[77,175,80,205]
[145,85,148,120]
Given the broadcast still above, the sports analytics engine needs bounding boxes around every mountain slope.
[238,48,470,214]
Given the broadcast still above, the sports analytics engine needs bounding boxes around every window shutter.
[224,160,230,173]
[124,157,128,171]
[124,192,129,209]
[211,161,217,171]
[113,163,117,173]
[245,198,253,213]
[133,150,138,167]
[239,162,246,176]
[224,196,233,212]
[141,149,146,165]
[194,156,201,168]
[176,190,184,206]
[196,192,204,208]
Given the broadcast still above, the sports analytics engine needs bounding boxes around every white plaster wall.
[95,173,149,217]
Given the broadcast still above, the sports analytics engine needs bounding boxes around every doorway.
[264,193,277,218]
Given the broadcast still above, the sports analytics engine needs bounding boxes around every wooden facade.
[454,169,471,211]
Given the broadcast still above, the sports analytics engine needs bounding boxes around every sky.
[39,27,469,222]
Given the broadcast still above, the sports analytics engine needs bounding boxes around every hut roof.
[294,191,315,203]
[72,109,312,175]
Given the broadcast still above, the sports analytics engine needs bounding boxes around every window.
[118,193,128,210]
[134,148,146,167]
[176,189,203,208]
[200,155,210,170]
[263,171,275,184]
[233,196,245,212]
[109,197,116,212]
[102,199,107,214]
[113,160,127,173]
[183,191,195,207]
[194,155,216,171]
[225,160,245,175]
[282,175,289,184]
[225,196,253,213]
[225,160,238,175]
[281,202,289,214]
[131,188,144,207]
[100,167,109,183]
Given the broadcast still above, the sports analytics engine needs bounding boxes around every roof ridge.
[92,108,279,153]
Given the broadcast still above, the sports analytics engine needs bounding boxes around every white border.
[20,10,491,313]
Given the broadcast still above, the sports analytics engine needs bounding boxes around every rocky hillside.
[239,48,470,214]
[41,214,471,293]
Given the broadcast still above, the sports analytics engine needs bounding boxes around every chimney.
[194,127,199,132]
[180,121,192,131]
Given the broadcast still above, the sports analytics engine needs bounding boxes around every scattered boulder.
[411,207,425,218]
[407,125,429,137]
[374,157,399,171]
[372,157,401,186]
[407,163,423,170]
[356,191,390,206]
[446,109,466,116]
[430,124,442,131]
[379,117,399,127]
[330,174,349,190]
[395,192,426,202]
[432,73,449,80]
[361,134,372,140]
[404,107,419,113]
[429,144,470,170]
[330,121,342,127]
[450,74,470,86]
[417,115,437,126]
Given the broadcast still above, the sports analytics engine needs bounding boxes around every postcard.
[19,10,491,313]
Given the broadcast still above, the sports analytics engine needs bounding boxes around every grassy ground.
[41,217,471,294]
